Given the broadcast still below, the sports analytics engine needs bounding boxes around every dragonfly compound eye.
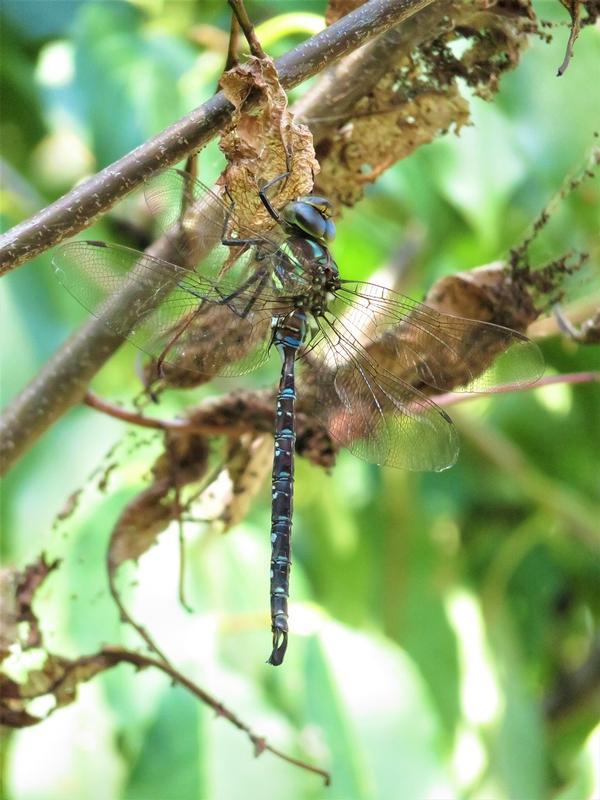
[283,200,336,242]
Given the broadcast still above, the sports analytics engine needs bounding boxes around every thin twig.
[432,371,600,408]
[176,517,193,613]
[510,147,600,267]
[164,433,194,614]
[101,647,331,784]
[83,390,263,438]
[182,153,198,194]
[227,0,266,59]
[107,557,171,664]
[83,391,179,431]
[225,13,241,70]
[557,3,582,77]
[30,646,331,785]
[0,0,434,274]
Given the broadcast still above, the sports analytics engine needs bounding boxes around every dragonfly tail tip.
[267,630,288,666]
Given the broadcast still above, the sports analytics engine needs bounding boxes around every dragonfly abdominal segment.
[268,310,308,666]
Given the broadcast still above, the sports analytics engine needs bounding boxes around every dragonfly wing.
[52,240,275,377]
[144,169,284,273]
[151,301,274,378]
[303,318,459,471]
[334,281,544,393]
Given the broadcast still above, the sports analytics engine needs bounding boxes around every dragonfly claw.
[267,629,288,666]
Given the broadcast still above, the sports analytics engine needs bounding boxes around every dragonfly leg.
[237,272,270,318]
[213,268,269,318]
[258,172,290,225]
[220,173,290,243]
[155,306,203,378]
[220,185,268,248]
[221,235,266,248]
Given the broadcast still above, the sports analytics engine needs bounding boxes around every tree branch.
[0,0,436,476]
[0,0,434,275]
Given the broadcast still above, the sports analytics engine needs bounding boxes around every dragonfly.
[52,169,544,665]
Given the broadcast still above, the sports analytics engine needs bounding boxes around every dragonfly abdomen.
[268,311,307,666]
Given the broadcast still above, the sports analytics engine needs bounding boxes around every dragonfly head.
[282,196,336,243]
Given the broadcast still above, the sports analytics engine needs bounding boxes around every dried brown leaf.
[306,0,538,207]
[221,435,272,530]
[298,261,543,414]
[0,704,41,727]
[108,484,178,569]
[0,556,59,660]
[316,89,469,206]
[55,488,83,521]
[149,304,272,389]
[108,433,210,570]
[424,262,539,330]
[1,650,130,727]
[196,434,273,531]
[219,56,317,233]
[0,560,112,728]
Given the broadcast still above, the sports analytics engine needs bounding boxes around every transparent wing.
[144,169,285,272]
[301,316,459,471]
[333,281,544,392]
[52,240,281,377]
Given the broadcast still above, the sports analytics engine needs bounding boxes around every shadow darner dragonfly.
[52,170,544,665]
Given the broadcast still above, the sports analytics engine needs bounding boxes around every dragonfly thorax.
[276,234,340,316]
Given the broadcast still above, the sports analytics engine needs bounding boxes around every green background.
[1,2,599,799]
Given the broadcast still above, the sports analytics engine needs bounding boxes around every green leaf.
[123,684,203,800]
[304,625,451,797]
[73,3,196,166]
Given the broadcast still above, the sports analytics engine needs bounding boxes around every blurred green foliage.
[1,1,599,799]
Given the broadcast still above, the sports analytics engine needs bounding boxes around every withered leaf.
[194,434,272,531]
[1,650,136,728]
[0,556,59,661]
[219,56,317,234]
[302,0,537,208]
[221,435,272,530]
[108,433,209,570]
[424,262,539,330]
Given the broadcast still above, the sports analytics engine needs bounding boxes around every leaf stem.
[227,0,267,60]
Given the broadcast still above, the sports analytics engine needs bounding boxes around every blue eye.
[323,219,336,241]
[297,205,325,237]
[283,201,335,241]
